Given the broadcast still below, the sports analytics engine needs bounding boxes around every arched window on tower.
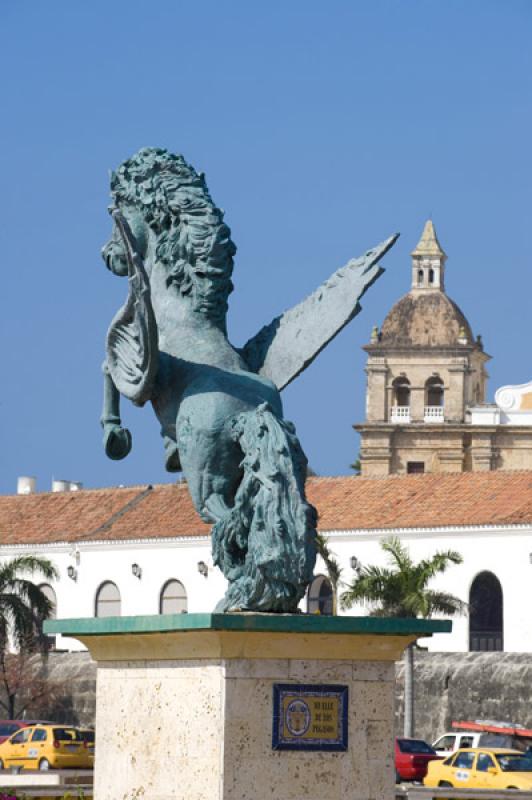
[391,377,411,422]
[95,581,121,618]
[469,571,503,651]
[307,575,333,615]
[426,376,444,406]
[417,269,424,287]
[393,377,410,406]
[159,579,187,614]
[425,376,444,422]
[428,268,435,285]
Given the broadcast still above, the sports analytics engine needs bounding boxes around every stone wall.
[6,650,532,744]
[46,651,96,725]
[396,650,532,743]
[0,652,96,726]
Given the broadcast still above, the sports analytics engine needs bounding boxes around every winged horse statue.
[100,147,397,613]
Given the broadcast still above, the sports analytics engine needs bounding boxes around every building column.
[410,386,425,422]
[365,361,388,422]
[470,432,495,471]
[359,428,393,477]
[437,449,464,473]
[447,363,467,422]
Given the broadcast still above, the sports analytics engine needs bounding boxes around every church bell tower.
[355,221,491,476]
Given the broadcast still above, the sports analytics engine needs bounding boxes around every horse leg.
[160,431,181,472]
[101,361,132,460]
[176,414,241,524]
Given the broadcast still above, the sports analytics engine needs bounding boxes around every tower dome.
[380,292,474,347]
[380,219,473,348]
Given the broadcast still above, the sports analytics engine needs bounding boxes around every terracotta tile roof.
[0,483,210,545]
[309,470,532,530]
[1,470,532,547]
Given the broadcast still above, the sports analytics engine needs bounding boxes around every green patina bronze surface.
[100,148,398,614]
[45,613,450,637]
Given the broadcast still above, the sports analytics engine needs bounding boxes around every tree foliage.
[315,533,342,614]
[340,535,466,617]
[350,455,361,475]
[0,649,60,720]
[0,555,58,653]
[0,555,59,718]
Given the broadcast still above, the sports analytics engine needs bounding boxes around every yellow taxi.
[0,724,93,771]
[424,747,532,790]
[77,728,95,766]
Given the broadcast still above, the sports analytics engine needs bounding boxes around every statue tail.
[212,403,317,612]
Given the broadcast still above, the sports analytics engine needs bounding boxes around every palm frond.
[316,533,343,590]
[381,536,413,573]
[339,536,464,621]
[424,590,468,617]
[0,556,58,656]
[0,557,57,586]
[417,550,463,584]
[0,595,36,651]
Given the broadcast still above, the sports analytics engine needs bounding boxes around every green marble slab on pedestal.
[45,612,451,637]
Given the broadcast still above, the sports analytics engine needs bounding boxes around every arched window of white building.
[469,571,503,651]
[160,580,187,614]
[307,575,333,615]
[95,581,121,618]
[38,584,57,619]
[39,583,57,651]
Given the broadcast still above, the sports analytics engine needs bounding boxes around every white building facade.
[1,471,531,654]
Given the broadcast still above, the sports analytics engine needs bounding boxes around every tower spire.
[411,219,446,291]
[411,220,446,258]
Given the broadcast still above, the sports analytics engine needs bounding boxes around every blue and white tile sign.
[272,683,348,751]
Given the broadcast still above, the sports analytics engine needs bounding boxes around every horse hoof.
[103,425,132,460]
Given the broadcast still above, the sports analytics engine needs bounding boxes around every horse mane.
[110,147,235,319]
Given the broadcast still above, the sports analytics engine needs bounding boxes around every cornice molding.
[0,535,210,554]
[323,523,532,541]
[1,522,530,554]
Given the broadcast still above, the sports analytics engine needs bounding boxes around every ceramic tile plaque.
[272,683,348,751]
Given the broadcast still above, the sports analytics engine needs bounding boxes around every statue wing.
[241,234,398,390]
[105,211,159,406]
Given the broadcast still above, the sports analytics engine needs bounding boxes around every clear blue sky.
[1,1,530,494]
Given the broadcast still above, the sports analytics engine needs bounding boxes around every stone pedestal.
[46,614,450,800]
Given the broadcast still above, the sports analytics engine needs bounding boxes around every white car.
[432,732,482,757]
[432,731,520,757]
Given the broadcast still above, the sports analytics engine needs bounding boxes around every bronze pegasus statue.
[100,147,397,613]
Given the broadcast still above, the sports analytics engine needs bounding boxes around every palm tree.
[340,536,465,736]
[0,555,59,718]
[0,556,58,653]
[315,533,342,615]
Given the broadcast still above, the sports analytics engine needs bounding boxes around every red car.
[0,721,53,746]
[395,737,442,782]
